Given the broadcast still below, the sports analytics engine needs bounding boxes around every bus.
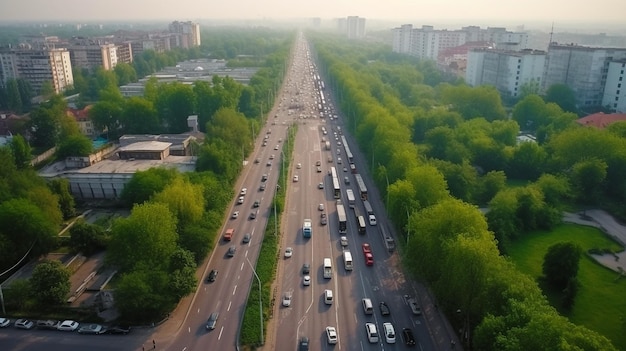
[341,136,353,163]
[355,174,368,200]
[346,189,356,208]
[323,258,332,278]
[357,216,367,235]
[331,167,341,199]
[343,251,353,270]
[337,203,347,234]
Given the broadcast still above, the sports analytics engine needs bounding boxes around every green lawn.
[508,224,626,349]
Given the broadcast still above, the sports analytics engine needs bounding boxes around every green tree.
[156,83,196,133]
[507,142,547,181]
[121,97,160,134]
[570,158,607,204]
[534,174,570,207]
[542,242,582,289]
[113,62,137,86]
[178,224,212,263]
[120,168,180,206]
[40,80,55,98]
[56,134,93,158]
[28,107,60,148]
[30,260,71,306]
[4,278,31,310]
[16,78,33,110]
[440,84,506,121]
[114,269,173,321]
[48,178,75,219]
[6,79,22,112]
[107,202,178,272]
[152,177,205,229]
[89,100,124,138]
[9,134,31,169]
[545,83,577,114]
[69,220,107,256]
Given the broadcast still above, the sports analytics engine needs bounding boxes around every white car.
[274,145,279,150]
[237,196,245,204]
[293,175,299,182]
[369,214,377,226]
[318,182,324,189]
[57,320,79,331]
[303,275,311,286]
[383,322,396,344]
[231,211,240,219]
[340,236,348,247]
[326,326,338,344]
[282,292,292,307]
[318,203,325,211]
[14,319,34,330]
[240,188,247,196]
[284,247,293,258]
[297,163,302,169]
[0,318,10,328]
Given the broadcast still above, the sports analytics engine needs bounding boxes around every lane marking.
[232,285,237,295]
[218,326,224,340]
[227,301,232,311]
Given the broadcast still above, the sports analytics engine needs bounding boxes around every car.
[206,312,219,330]
[343,167,347,172]
[297,163,302,169]
[0,318,10,328]
[383,322,396,344]
[206,269,218,282]
[264,134,269,140]
[365,252,374,266]
[282,292,292,307]
[106,325,131,335]
[274,145,279,150]
[261,174,268,182]
[249,212,257,220]
[326,326,338,344]
[369,214,377,226]
[231,211,239,219]
[317,166,322,173]
[243,233,251,243]
[408,298,422,315]
[316,160,321,166]
[284,247,293,258]
[344,176,350,185]
[240,188,247,195]
[278,138,283,143]
[254,158,260,164]
[259,183,266,191]
[57,320,79,331]
[340,236,348,247]
[362,243,372,254]
[318,182,324,189]
[380,301,391,316]
[253,200,260,208]
[14,319,34,330]
[303,275,311,286]
[402,328,417,346]
[270,154,275,160]
[318,203,324,211]
[237,196,245,204]
[299,336,310,351]
[302,263,310,274]
[336,149,341,155]
[36,320,59,330]
[266,161,272,167]
[227,245,236,257]
[78,323,107,335]
[262,141,267,146]
[321,213,327,225]
[293,175,299,182]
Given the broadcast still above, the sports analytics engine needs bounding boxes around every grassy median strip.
[240,124,297,348]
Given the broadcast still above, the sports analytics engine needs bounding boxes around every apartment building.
[602,60,626,112]
[0,45,73,94]
[467,48,546,99]
[543,43,626,109]
[69,42,118,71]
[168,21,201,48]
[346,16,366,39]
[392,24,413,54]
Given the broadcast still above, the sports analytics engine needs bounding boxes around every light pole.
[246,257,263,345]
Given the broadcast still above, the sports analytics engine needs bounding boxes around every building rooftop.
[577,112,626,129]
[73,156,196,175]
[117,140,171,152]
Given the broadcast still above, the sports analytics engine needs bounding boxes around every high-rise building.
[392,24,413,54]
[602,60,626,112]
[543,43,626,109]
[346,16,366,39]
[168,21,201,48]
[0,45,73,94]
[467,48,546,100]
[69,42,118,72]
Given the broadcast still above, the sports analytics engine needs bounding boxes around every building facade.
[602,60,626,112]
[346,16,366,39]
[168,21,201,48]
[0,46,74,94]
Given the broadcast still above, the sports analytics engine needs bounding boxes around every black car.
[302,263,310,275]
[379,301,391,316]
[299,336,310,351]
[206,269,218,282]
[402,328,416,346]
[107,325,131,335]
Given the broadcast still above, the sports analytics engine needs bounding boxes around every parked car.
[36,320,59,330]
[206,312,219,330]
[206,269,218,282]
[106,325,131,335]
[57,320,79,331]
[14,319,34,330]
[0,318,10,328]
[78,323,106,335]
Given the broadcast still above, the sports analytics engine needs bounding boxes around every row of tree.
[312,33,617,350]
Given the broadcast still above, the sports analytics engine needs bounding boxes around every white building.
[543,43,626,109]
[467,48,546,100]
[169,21,201,48]
[602,60,626,112]
[392,24,413,54]
[0,46,74,94]
[346,16,366,39]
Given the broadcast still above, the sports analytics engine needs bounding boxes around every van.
[343,251,353,271]
[324,289,333,305]
[365,322,379,343]
[362,298,373,314]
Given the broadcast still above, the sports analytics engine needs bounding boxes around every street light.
[246,257,263,345]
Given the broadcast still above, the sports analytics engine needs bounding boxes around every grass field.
[508,224,626,349]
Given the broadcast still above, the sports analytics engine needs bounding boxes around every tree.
[6,79,22,112]
[121,97,160,134]
[89,100,124,138]
[120,168,180,206]
[542,242,582,289]
[114,269,173,321]
[507,142,547,181]
[9,134,32,169]
[152,177,205,229]
[56,134,93,158]
[29,107,60,149]
[29,260,71,307]
[440,84,507,121]
[40,80,55,98]
[113,62,138,86]
[48,178,76,219]
[69,220,107,256]
[570,158,607,204]
[545,84,577,114]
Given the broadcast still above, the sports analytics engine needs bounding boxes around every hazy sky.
[0,0,623,26]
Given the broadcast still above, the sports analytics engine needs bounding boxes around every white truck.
[303,219,312,238]
[323,257,332,279]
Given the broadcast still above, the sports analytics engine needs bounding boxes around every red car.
[362,243,371,254]
[365,252,374,266]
